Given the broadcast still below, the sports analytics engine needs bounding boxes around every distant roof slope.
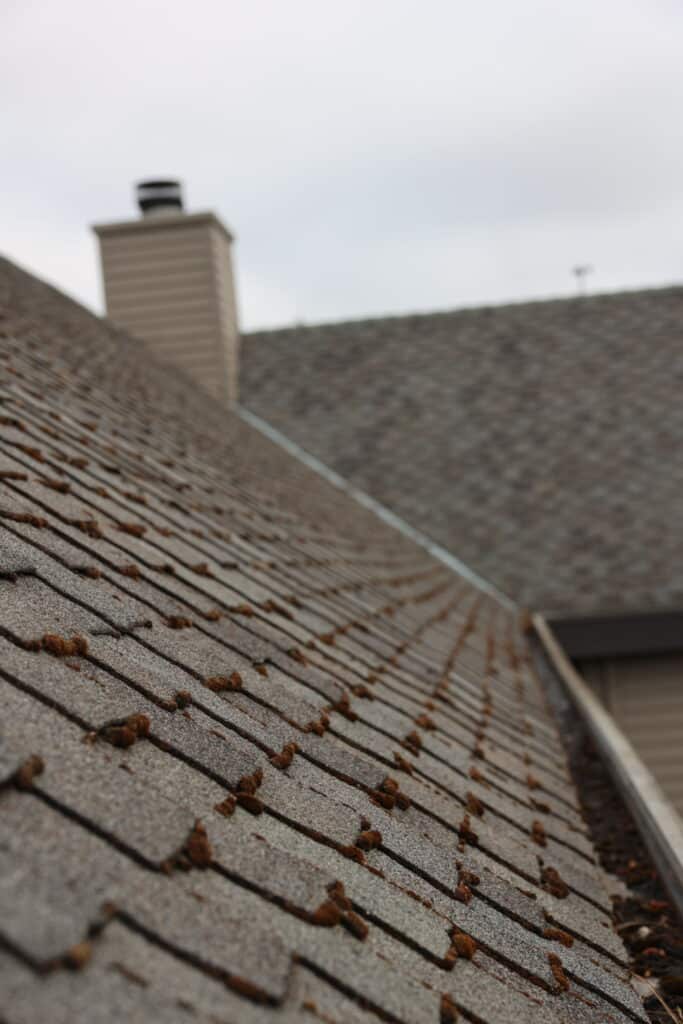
[0,258,642,1023]
[243,287,683,616]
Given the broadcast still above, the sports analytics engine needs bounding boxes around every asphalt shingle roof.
[0,257,644,1023]
[243,287,683,616]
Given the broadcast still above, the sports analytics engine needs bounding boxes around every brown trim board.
[548,609,683,659]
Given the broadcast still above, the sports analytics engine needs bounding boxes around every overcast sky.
[3,0,683,330]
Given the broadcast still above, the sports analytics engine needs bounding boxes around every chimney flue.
[136,179,184,217]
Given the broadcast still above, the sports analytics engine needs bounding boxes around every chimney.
[93,180,240,404]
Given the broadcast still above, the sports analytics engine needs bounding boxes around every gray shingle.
[119,870,294,1003]
[1,682,196,867]
[0,573,109,641]
[0,947,194,1024]
[0,791,133,963]
[243,290,683,615]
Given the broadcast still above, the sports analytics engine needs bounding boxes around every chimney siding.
[94,210,239,403]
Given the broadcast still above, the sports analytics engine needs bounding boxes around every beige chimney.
[93,180,239,403]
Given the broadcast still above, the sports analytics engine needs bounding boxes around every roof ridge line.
[242,280,683,337]
[236,405,515,610]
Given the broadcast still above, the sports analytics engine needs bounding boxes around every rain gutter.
[534,613,683,922]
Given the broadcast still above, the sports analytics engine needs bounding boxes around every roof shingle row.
[0,258,643,1023]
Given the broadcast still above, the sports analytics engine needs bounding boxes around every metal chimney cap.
[136,179,183,216]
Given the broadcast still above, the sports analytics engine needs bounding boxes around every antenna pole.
[572,264,594,296]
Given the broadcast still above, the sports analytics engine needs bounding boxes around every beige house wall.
[581,654,683,819]
[94,212,239,403]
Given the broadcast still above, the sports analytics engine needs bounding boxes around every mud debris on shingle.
[166,819,213,871]
[541,864,571,900]
[100,712,151,749]
[543,926,574,948]
[269,741,298,770]
[13,753,45,789]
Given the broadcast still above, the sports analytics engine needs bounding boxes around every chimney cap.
[136,179,183,216]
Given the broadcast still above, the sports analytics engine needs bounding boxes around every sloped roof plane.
[0,257,644,1022]
[242,288,683,616]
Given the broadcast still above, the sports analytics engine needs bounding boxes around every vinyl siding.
[95,214,238,403]
[581,655,683,819]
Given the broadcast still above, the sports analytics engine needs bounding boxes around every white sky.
[2,0,683,329]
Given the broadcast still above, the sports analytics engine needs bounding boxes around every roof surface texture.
[243,287,683,616]
[0,257,644,1023]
